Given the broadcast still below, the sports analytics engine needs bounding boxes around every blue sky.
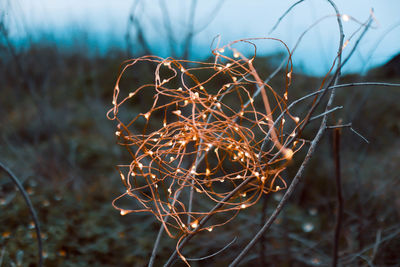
[4,0,400,75]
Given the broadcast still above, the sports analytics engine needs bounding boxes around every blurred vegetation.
[0,30,399,266]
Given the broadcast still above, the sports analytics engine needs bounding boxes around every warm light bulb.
[283,148,294,160]
[120,209,128,216]
[172,110,181,116]
[190,220,198,229]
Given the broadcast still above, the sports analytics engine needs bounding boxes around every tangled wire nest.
[107,39,304,238]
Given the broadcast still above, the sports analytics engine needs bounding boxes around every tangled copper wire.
[107,39,304,238]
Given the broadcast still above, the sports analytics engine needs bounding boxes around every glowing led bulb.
[241,192,247,197]
[287,72,292,78]
[120,209,128,216]
[284,92,288,100]
[218,48,225,53]
[276,185,281,190]
[162,79,167,84]
[190,167,196,174]
[236,175,242,179]
[172,110,181,116]
[180,67,185,72]
[144,112,150,120]
[206,168,211,176]
[151,174,156,179]
[226,63,232,68]
[131,172,136,176]
[232,76,237,82]
[343,40,349,49]
[115,131,121,136]
[207,227,213,232]
[129,92,134,97]
[342,14,350,22]
[202,114,207,119]
[190,220,198,229]
[177,87,183,91]
[163,61,170,66]
[294,116,300,123]
[240,204,246,209]
[282,118,286,124]
[148,151,154,156]
[216,102,221,109]
[154,183,158,188]
[254,171,260,177]
[261,176,266,183]
[184,100,189,106]
[179,140,186,146]
[283,148,294,160]
[167,188,172,194]
[233,52,240,58]
[138,162,143,170]
[199,86,204,90]
[249,98,254,103]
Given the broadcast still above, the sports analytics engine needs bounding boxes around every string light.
[108,42,303,236]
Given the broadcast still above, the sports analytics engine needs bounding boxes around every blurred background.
[0,0,399,266]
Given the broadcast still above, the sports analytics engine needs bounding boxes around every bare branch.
[186,237,237,262]
[0,161,43,267]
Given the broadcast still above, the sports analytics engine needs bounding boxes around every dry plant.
[108,1,400,266]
